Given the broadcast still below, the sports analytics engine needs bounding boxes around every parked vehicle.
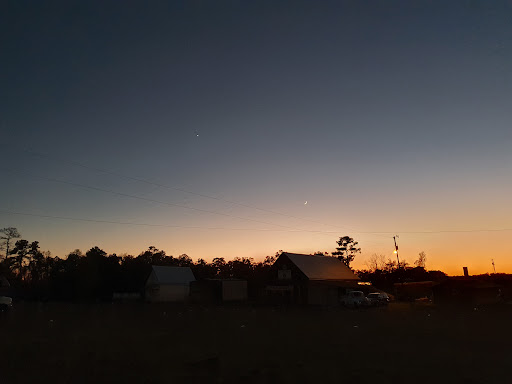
[340,291,369,308]
[367,292,390,306]
[0,296,13,311]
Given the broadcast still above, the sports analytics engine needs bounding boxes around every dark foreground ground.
[1,302,511,384]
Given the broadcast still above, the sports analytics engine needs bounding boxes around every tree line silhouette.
[1,227,449,301]
[0,228,277,300]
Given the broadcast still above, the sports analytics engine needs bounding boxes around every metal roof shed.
[145,266,196,302]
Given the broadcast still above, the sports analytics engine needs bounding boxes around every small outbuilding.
[394,281,436,301]
[432,278,503,307]
[145,266,196,302]
[191,279,248,303]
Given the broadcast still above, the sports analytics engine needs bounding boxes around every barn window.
[278,269,292,280]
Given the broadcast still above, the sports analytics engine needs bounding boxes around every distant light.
[393,250,397,254]
[358,282,371,285]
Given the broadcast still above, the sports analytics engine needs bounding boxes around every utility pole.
[393,235,400,269]
[492,259,496,274]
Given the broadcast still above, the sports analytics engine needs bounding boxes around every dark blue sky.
[2,1,511,273]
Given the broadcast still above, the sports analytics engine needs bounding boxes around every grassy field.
[1,301,511,384]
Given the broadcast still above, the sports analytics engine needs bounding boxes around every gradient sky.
[1,1,511,275]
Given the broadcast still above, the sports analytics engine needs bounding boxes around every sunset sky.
[1,1,511,275]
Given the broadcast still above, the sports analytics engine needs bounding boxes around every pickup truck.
[0,296,13,311]
[367,292,390,306]
[340,291,369,308]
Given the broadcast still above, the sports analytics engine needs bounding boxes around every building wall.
[265,284,294,304]
[222,280,248,301]
[307,284,326,305]
[146,284,190,302]
[190,281,219,303]
[433,284,502,306]
[307,283,340,306]
[327,286,340,306]
[394,282,434,301]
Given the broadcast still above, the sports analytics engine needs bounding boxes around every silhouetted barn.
[265,253,360,305]
[191,279,248,303]
[145,266,196,302]
[432,278,503,306]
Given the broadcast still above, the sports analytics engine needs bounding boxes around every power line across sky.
[2,144,387,237]
[1,146,510,239]
[1,208,511,235]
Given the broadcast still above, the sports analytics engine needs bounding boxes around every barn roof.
[147,266,196,285]
[282,253,359,281]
